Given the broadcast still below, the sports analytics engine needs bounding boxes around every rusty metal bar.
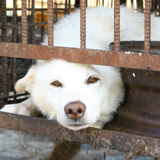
[80,0,86,49]
[0,111,160,158]
[41,0,44,40]
[1,0,8,102]
[144,0,151,54]
[0,42,160,71]
[12,0,17,43]
[21,0,28,44]
[47,0,54,46]
[1,0,7,43]
[11,0,18,103]
[114,0,120,51]
[30,0,35,44]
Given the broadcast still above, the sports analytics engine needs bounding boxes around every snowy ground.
[0,128,154,160]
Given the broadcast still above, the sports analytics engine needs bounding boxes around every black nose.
[65,101,86,121]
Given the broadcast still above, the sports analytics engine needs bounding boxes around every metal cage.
[0,0,160,159]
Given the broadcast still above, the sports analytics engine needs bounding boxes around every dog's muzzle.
[64,101,86,121]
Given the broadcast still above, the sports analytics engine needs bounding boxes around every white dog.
[1,7,159,130]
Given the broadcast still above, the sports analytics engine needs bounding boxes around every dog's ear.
[15,66,36,93]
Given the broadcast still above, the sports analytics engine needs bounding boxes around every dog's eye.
[51,80,62,87]
[87,76,99,84]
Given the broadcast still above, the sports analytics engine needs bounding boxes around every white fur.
[1,7,160,130]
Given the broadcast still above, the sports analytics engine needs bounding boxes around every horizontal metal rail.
[0,111,160,158]
[0,42,160,71]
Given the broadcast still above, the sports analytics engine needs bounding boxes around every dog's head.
[15,60,124,130]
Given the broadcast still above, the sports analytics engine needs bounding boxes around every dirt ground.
[0,128,154,160]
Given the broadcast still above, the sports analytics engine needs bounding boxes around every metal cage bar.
[1,0,8,104]
[22,0,28,44]
[47,0,54,46]
[144,0,151,53]
[80,0,86,49]
[30,0,35,44]
[114,0,120,51]
[11,0,18,103]
[0,0,160,159]
[0,43,160,71]
[0,112,160,158]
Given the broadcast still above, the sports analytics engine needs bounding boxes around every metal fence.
[0,0,160,159]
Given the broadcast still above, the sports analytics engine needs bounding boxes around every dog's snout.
[65,102,86,121]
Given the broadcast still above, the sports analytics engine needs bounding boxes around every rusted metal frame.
[11,0,18,103]
[47,0,54,46]
[1,0,8,104]
[0,42,160,71]
[144,0,151,54]
[80,0,86,49]
[0,112,160,158]
[21,0,28,44]
[0,22,48,29]
[114,0,120,51]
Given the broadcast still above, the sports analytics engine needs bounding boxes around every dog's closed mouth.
[68,123,88,127]
[67,123,90,130]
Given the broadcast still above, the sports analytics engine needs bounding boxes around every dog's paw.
[1,104,32,116]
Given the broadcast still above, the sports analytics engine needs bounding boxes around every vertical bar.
[47,0,54,46]
[30,0,35,44]
[41,0,44,40]
[12,0,17,43]
[114,0,120,51]
[12,0,18,103]
[65,0,68,14]
[144,0,151,54]
[80,0,86,49]
[22,0,33,82]
[159,0,160,16]
[55,0,58,21]
[22,0,28,44]
[1,0,8,103]
[69,0,71,14]
[102,0,104,6]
